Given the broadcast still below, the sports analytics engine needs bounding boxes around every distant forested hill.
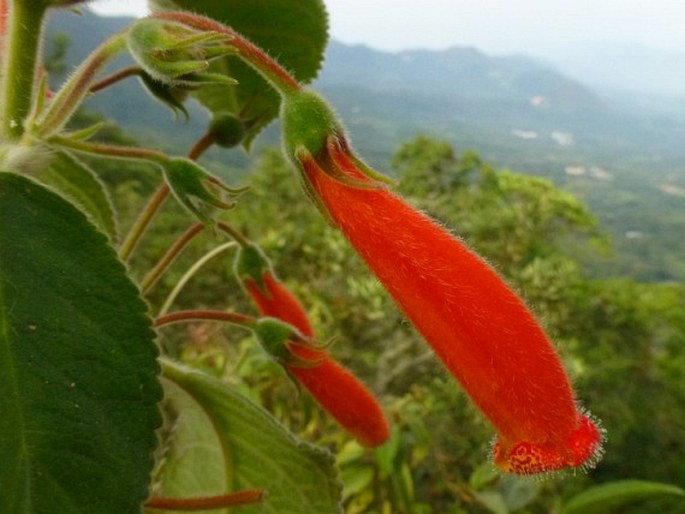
[46,9,685,282]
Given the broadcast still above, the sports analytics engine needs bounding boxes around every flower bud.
[127,18,236,87]
[209,113,246,149]
[233,241,272,294]
[162,157,245,224]
[139,72,190,120]
[233,242,390,447]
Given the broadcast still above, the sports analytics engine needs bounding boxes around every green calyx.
[127,19,236,87]
[139,72,190,120]
[252,317,303,364]
[233,242,273,293]
[252,318,324,369]
[281,88,344,162]
[280,88,347,220]
[281,88,395,188]
[162,157,246,225]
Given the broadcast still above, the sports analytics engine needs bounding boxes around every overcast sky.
[89,0,685,57]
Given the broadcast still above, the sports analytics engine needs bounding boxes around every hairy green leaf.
[561,479,685,514]
[158,360,343,514]
[0,172,162,514]
[151,0,328,148]
[34,150,118,241]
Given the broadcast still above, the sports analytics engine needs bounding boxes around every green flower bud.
[127,19,236,87]
[139,72,190,120]
[162,157,244,225]
[209,113,246,149]
[233,241,272,292]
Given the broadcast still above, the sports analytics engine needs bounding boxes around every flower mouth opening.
[491,411,605,476]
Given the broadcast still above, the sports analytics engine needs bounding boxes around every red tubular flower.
[281,89,604,475]
[235,243,390,448]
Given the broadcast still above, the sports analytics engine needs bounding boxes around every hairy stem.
[35,32,128,137]
[119,130,218,263]
[49,135,169,163]
[119,183,171,262]
[140,222,205,293]
[155,309,256,329]
[0,0,49,139]
[153,11,300,96]
[158,242,236,316]
[187,130,216,161]
[89,66,143,93]
[145,490,265,511]
[217,221,249,246]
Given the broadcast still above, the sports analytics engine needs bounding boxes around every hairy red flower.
[237,248,389,448]
[282,88,604,474]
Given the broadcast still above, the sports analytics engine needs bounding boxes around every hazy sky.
[89,0,685,57]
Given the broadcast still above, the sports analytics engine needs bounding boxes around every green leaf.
[473,491,509,514]
[339,465,374,500]
[151,0,328,148]
[561,480,685,514]
[0,172,162,514]
[34,150,118,241]
[158,359,343,514]
[496,474,539,511]
[469,462,500,491]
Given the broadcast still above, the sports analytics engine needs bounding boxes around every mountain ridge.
[44,9,685,282]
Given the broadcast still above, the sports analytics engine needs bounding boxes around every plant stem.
[140,220,252,293]
[0,0,49,139]
[217,221,249,246]
[153,11,300,96]
[140,222,205,293]
[145,490,265,511]
[187,130,216,160]
[89,66,142,93]
[119,183,171,262]
[154,309,256,329]
[49,135,169,163]
[119,130,218,263]
[158,242,236,316]
[35,32,128,137]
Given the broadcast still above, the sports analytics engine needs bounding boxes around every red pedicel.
[244,270,389,448]
[0,0,6,43]
[294,134,604,474]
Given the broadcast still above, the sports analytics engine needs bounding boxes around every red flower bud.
[287,120,603,474]
[238,248,390,448]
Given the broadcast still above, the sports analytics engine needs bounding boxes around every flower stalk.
[151,11,300,95]
[145,490,265,510]
[0,0,50,139]
[32,31,128,138]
